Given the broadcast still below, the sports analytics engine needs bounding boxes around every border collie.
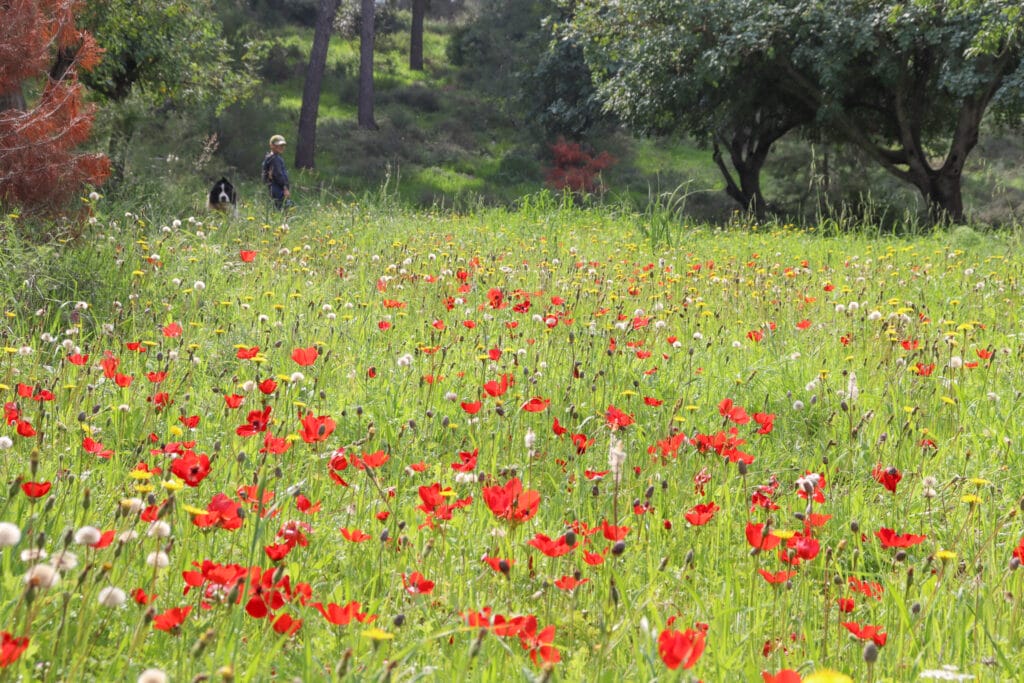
[207,177,238,216]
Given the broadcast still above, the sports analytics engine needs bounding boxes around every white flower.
[290,372,305,384]
[137,669,170,683]
[919,665,974,680]
[0,522,21,546]
[50,549,79,570]
[524,429,536,451]
[397,353,414,367]
[0,436,13,450]
[846,372,859,403]
[24,564,60,588]
[193,281,205,291]
[793,400,805,411]
[73,526,102,546]
[98,586,127,608]
[608,435,627,485]
[948,356,963,369]
[147,521,171,538]
[20,548,47,562]
[146,551,170,568]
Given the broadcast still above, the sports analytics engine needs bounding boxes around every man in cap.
[262,134,291,209]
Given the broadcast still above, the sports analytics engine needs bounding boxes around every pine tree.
[0,0,109,216]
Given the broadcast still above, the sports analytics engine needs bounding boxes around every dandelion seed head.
[146,551,170,568]
[0,521,21,546]
[73,526,102,546]
[24,563,60,588]
[98,586,127,608]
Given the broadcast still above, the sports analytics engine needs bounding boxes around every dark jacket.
[262,152,290,199]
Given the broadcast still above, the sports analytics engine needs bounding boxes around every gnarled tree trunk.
[296,0,342,169]
[357,0,378,130]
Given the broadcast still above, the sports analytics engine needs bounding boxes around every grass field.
[1,199,1023,681]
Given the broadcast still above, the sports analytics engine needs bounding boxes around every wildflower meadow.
[1,201,1023,683]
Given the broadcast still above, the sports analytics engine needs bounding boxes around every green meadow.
[1,199,1023,682]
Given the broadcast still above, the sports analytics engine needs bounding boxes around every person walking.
[262,134,291,209]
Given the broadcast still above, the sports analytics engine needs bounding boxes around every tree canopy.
[569,0,1024,221]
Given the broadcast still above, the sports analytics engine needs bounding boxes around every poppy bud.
[393,613,405,627]
[911,601,921,616]
[272,565,286,584]
[8,476,23,499]
[62,526,74,546]
[43,495,56,513]
[82,488,91,510]
[30,449,40,476]
[380,528,389,543]
[237,451,247,464]
[213,440,221,452]
[737,460,748,476]
[644,485,654,499]
[684,549,694,566]
[658,556,668,571]
[591,485,599,497]
[609,577,619,606]
[611,541,626,556]
[495,405,505,417]
[906,567,914,591]
[1011,557,1020,571]
[850,520,860,533]
[895,550,907,562]
[469,629,486,658]
[863,642,879,664]
[78,411,87,422]
[564,531,577,547]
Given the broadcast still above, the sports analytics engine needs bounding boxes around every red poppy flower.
[133,588,158,605]
[915,362,935,376]
[152,606,192,632]
[224,393,244,409]
[482,478,540,524]
[875,527,926,548]
[340,527,371,542]
[271,613,302,636]
[192,493,244,531]
[837,598,855,613]
[483,374,513,397]
[313,601,376,625]
[552,418,568,436]
[848,576,884,600]
[82,436,114,459]
[240,250,257,262]
[762,670,802,683]
[684,502,720,526]
[527,533,578,557]
[605,405,635,430]
[521,396,550,412]
[1,632,30,668]
[872,464,902,493]
[657,627,706,670]
[718,398,750,424]
[460,400,482,415]
[162,322,182,338]
[402,571,435,595]
[600,520,629,541]
[115,372,133,387]
[258,378,278,394]
[15,420,35,437]
[236,346,260,360]
[482,556,513,573]
[21,481,51,498]
[299,412,335,443]
[67,353,89,365]
[265,543,292,561]
[841,621,887,647]
[291,346,319,366]
[99,353,119,377]
[554,575,589,591]
[643,396,663,406]
[745,522,782,552]
[236,406,272,437]
[170,451,212,487]
[757,569,797,584]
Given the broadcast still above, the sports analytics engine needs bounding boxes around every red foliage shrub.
[0,0,109,216]
[545,138,615,194]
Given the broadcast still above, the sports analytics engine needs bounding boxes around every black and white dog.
[207,177,238,216]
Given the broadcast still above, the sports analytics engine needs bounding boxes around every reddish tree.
[545,138,616,195]
[0,0,109,216]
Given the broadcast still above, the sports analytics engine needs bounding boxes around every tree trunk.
[712,131,770,219]
[409,0,425,71]
[106,114,134,189]
[357,0,378,130]
[0,88,26,111]
[296,0,342,169]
